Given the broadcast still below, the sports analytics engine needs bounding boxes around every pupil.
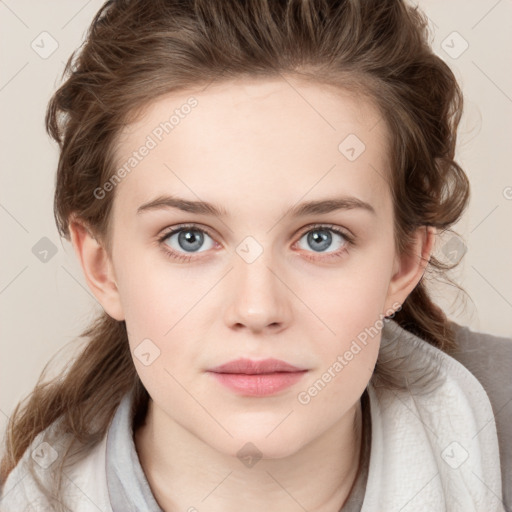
[179,230,203,252]
[308,230,331,252]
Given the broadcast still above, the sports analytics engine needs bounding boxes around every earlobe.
[384,226,436,313]
[69,219,125,321]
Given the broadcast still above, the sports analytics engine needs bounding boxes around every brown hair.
[1,0,469,506]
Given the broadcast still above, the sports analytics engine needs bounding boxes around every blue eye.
[161,225,215,259]
[158,223,354,263]
[296,225,352,256]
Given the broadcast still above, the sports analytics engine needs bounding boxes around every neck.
[134,398,364,512]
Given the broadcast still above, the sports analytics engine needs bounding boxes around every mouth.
[207,358,308,396]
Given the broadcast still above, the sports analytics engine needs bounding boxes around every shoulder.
[448,322,512,511]
[0,427,112,512]
[366,321,506,511]
[450,322,512,373]
[449,322,512,412]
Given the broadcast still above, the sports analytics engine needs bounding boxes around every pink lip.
[207,358,308,397]
[209,358,305,374]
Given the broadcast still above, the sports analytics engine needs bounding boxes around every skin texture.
[70,76,434,512]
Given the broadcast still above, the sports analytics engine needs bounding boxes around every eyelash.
[157,223,355,263]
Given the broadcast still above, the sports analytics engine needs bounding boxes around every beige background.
[1,0,511,440]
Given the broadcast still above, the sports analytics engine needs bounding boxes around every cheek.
[113,254,212,376]
[295,279,386,417]
[118,271,199,400]
[302,252,393,341]
[295,248,393,391]
[113,237,191,335]
[308,297,383,403]
[292,309,381,445]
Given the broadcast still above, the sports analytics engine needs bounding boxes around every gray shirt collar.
[106,391,163,512]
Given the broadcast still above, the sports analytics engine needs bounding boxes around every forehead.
[112,77,391,220]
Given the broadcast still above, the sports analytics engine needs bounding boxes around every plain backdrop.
[1,0,511,442]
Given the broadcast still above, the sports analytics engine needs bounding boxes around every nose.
[223,249,291,334]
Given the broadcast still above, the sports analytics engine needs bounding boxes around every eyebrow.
[136,194,376,217]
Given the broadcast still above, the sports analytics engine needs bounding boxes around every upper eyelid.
[159,223,213,239]
[299,223,351,235]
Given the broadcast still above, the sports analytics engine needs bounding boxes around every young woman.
[1,1,510,511]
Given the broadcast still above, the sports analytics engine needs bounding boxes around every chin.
[207,425,308,462]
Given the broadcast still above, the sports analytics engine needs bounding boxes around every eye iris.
[308,230,332,252]
[178,230,204,252]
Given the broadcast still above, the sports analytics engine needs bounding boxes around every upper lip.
[208,358,307,375]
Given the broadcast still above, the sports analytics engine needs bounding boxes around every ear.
[68,218,125,321]
[383,226,436,315]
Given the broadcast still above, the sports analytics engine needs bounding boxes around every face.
[101,77,407,458]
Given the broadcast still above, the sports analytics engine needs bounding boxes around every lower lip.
[208,371,307,396]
